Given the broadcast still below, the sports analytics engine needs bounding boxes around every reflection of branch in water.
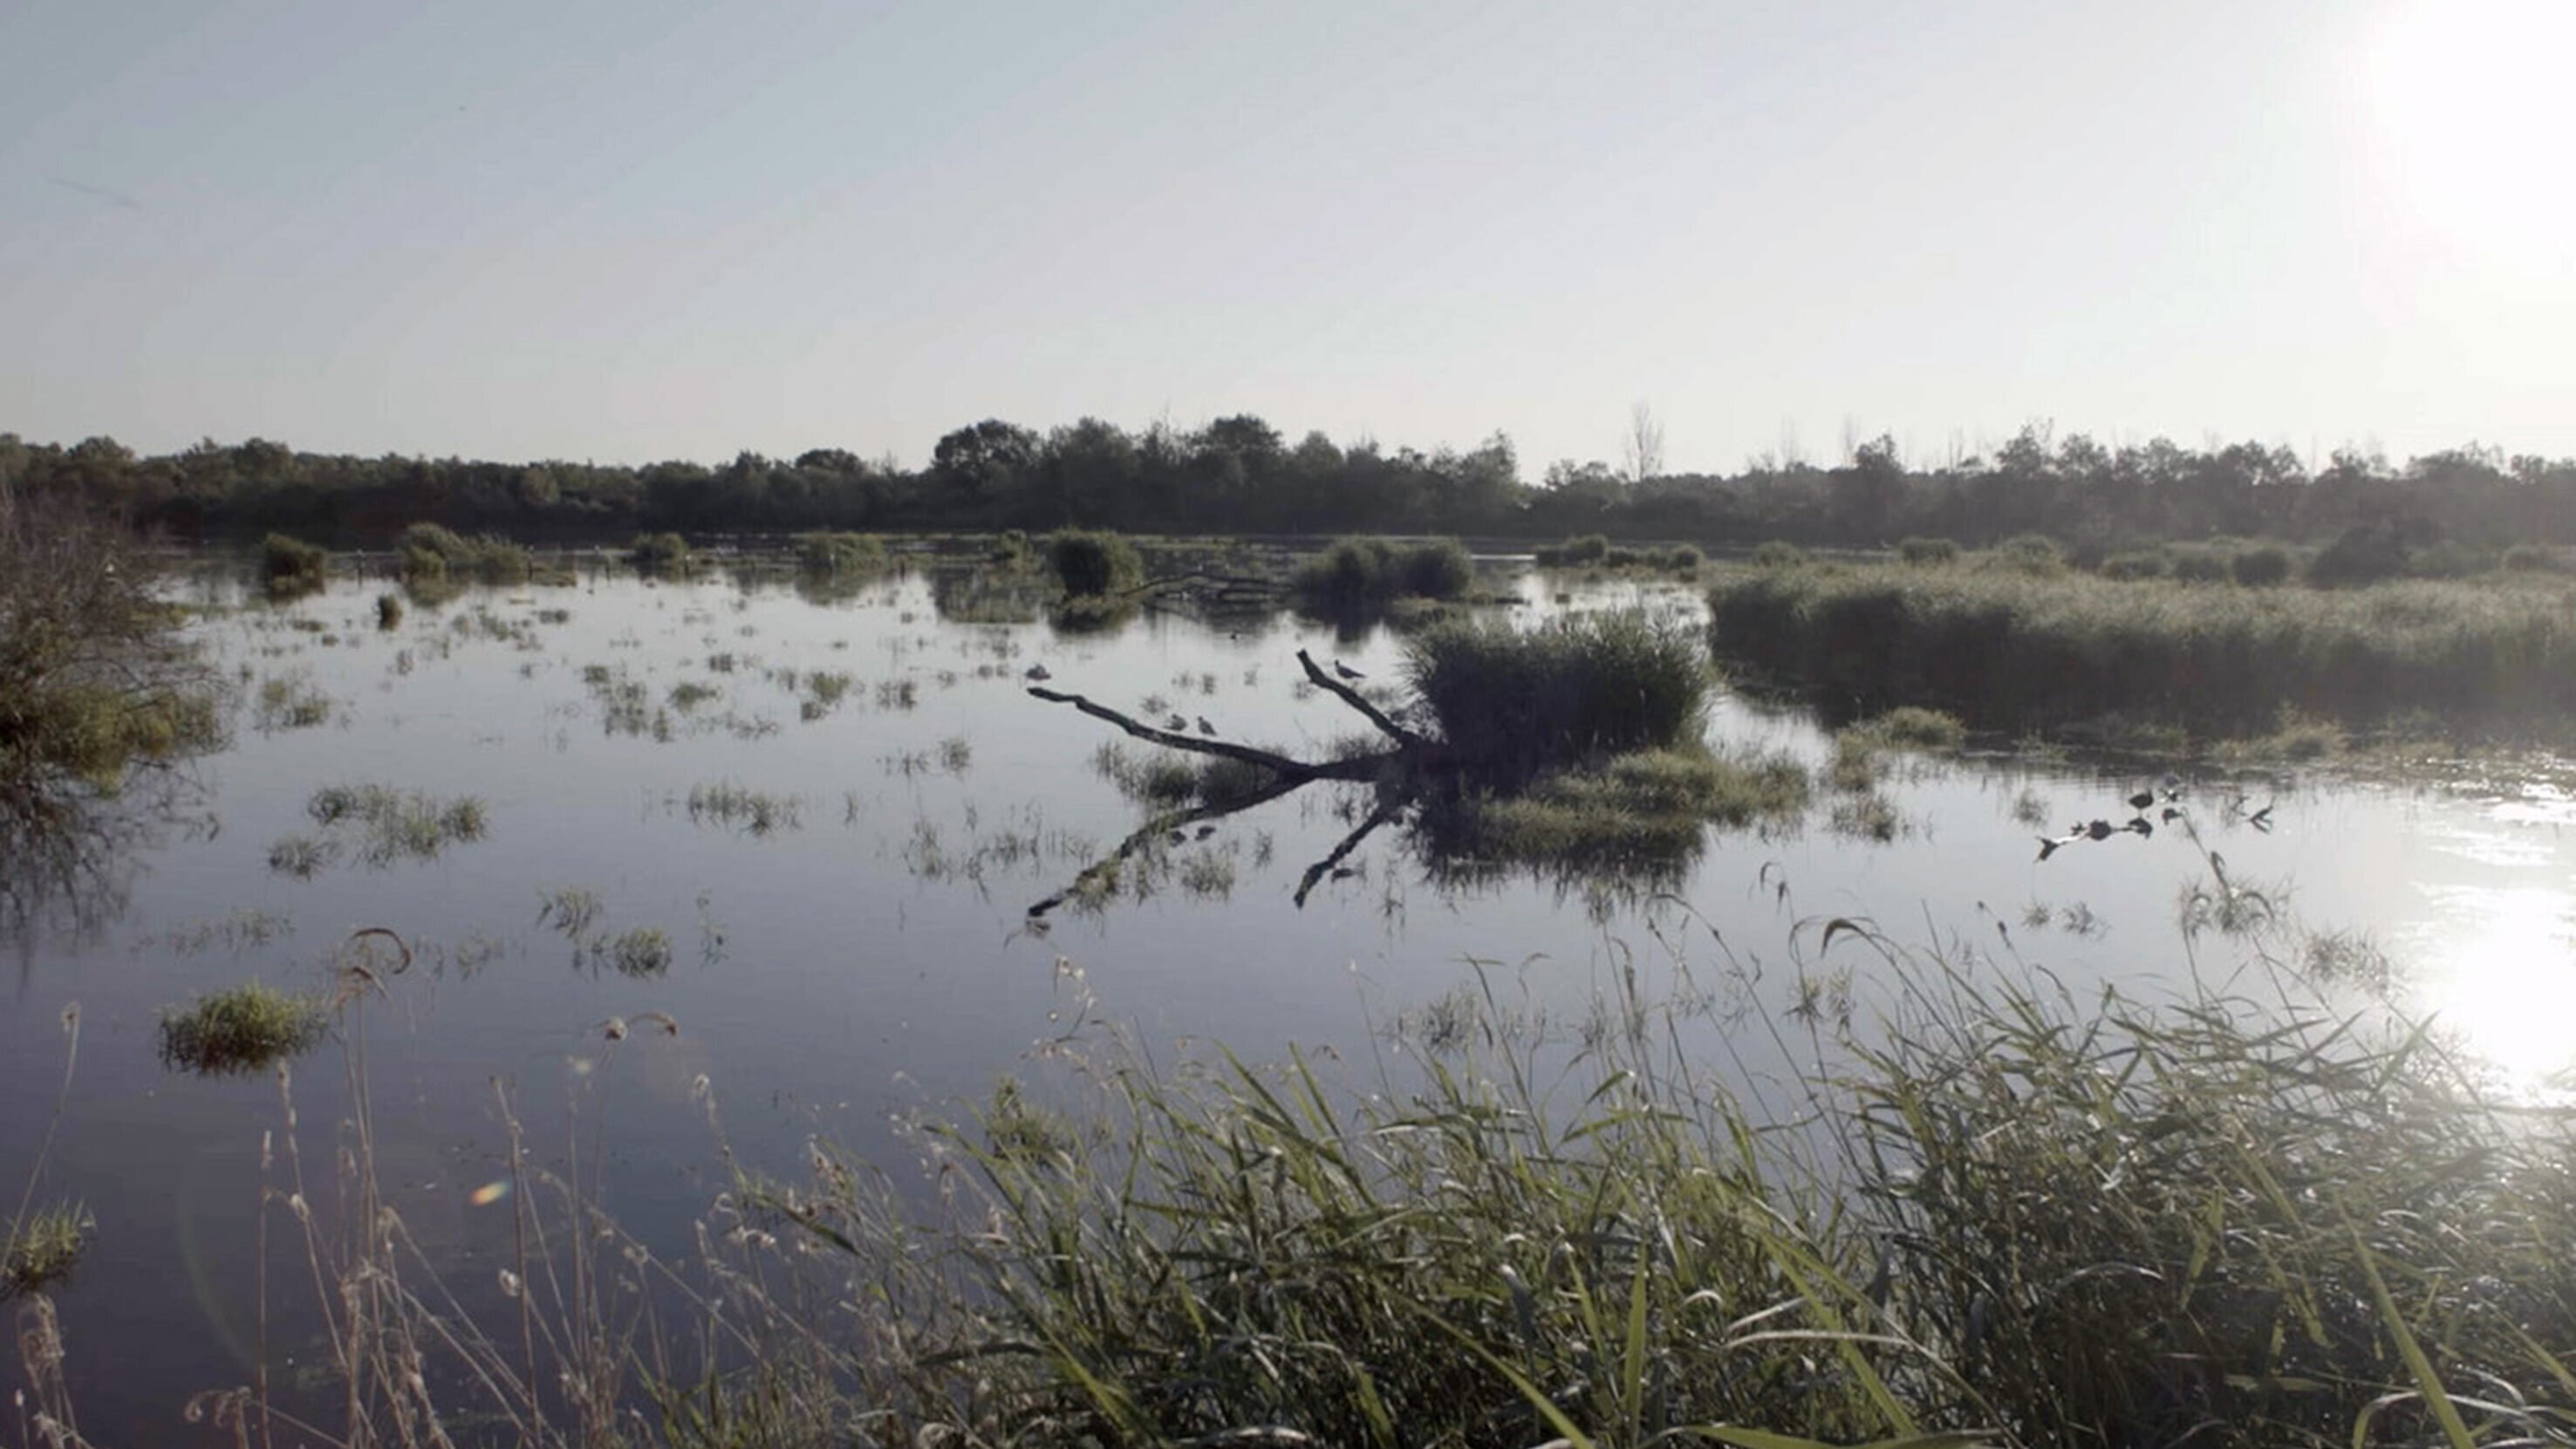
[1294,796,1406,907]
[1028,772,1308,919]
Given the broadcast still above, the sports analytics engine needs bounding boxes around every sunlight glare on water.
[2408,881,2576,1083]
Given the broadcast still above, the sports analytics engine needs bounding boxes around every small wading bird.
[1166,713,1189,731]
[1197,715,1216,735]
[1023,663,1051,681]
[2127,790,2156,812]
[1333,660,1363,680]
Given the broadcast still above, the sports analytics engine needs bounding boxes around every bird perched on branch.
[1197,716,1215,735]
[1023,664,1051,681]
[1333,660,1363,680]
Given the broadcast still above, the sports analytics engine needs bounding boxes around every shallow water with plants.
[5,542,2575,1443]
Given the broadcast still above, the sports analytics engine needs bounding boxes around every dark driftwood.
[1025,686,1405,780]
[1027,658,1444,915]
[1295,648,1421,746]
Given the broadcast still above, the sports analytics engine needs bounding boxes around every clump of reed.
[1532,532,1610,566]
[1844,956,2576,1448]
[1289,536,1475,615]
[0,1202,91,1300]
[2099,537,2298,587]
[1045,529,1144,598]
[1751,539,1807,569]
[794,530,890,574]
[373,591,404,629]
[628,530,694,573]
[156,981,327,1075]
[1405,609,1712,781]
[685,780,803,836]
[253,674,332,731]
[1897,536,1961,565]
[1828,707,1966,790]
[1708,558,2576,740]
[1539,537,1707,574]
[396,522,531,584]
[301,783,489,865]
[259,531,327,595]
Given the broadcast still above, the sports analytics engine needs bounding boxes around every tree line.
[6,418,2573,550]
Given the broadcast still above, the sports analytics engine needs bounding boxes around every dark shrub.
[261,533,327,589]
[1292,537,1472,612]
[2167,545,2232,583]
[1044,530,1143,598]
[1751,540,1807,569]
[629,532,694,573]
[2307,522,2411,587]
[1989,534,2066,576]
[2230,544,2292,587]
[1896,537,1960,566]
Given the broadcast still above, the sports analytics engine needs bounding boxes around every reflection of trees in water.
[1,783,202,974]
[2,489,224,972]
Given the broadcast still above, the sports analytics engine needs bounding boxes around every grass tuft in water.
[397,523,531,584]
[794,530,890,573]
[0,1202,92,1300]
[302,783,489,866]
[156,981,326,1075]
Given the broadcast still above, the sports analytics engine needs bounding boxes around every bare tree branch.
[1025,687,1349,776]
[1294,649,1423,747]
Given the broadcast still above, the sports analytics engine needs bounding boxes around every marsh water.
[8,543,2575,1439]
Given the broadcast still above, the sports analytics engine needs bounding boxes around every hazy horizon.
[6,0,2570,475]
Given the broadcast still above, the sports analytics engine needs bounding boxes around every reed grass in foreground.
[1709,559,2576,742]
[17,923,2576,1449]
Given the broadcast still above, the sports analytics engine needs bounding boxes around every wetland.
[7,529,2576,1447]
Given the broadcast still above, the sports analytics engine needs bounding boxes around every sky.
[3,0,2571,476]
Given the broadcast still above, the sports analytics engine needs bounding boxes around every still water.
[4,545,2571,1438]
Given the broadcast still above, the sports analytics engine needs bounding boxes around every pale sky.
[4,0,2571,475]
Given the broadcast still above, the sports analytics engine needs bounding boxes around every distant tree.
[1623,402,1666,484]
[931,420,1042,513]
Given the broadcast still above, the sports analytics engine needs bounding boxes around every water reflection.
[14,548,2576,1439]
